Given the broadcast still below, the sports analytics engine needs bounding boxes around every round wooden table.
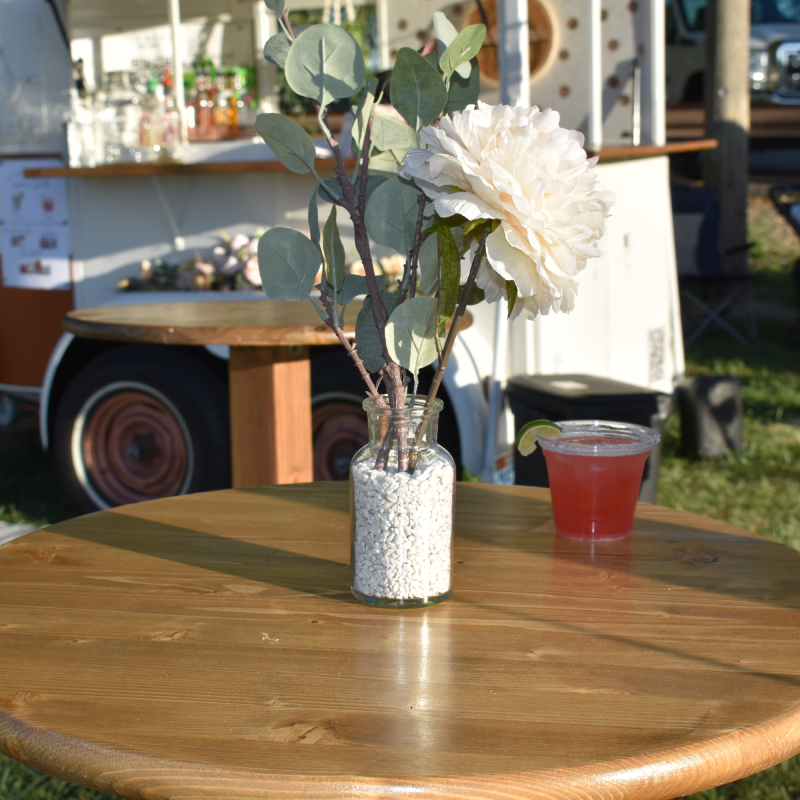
[64,300,361,488]
[2,483,800,800]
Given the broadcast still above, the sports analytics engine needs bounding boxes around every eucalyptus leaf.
[433,11,458,58]
[436,224,461,333]
[263,33,291,69]
[446,57,481,113]
[339,273,387,307]
[318,174,387,206]
[264,0,285,18]
[255,113,317,174]
[258,227,321,300]
[323,205,345,292]
[506,280,518,318]
[459,282,485,305]
[371,114,417,152]
[367,148,402,175]
[355,291,397,373]
[385,295,439,375]
[284,24,366,106]
[310,299,327,321]
[418,233,439,295]
[365,176,422,256]
[351,76,378,155]
[390,48,447,132]
[439,24,485,79]
[308,188,320,253]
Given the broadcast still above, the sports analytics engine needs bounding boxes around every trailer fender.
[441,336,488,476]
[39,333,75,451]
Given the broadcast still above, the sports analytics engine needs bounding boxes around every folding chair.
[671,184,757,347]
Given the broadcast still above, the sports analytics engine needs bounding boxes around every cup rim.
[538,419,660,456]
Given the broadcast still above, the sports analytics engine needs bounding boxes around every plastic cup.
[538,420,661,541]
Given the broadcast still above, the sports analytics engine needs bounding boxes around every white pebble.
[352,454,454,601]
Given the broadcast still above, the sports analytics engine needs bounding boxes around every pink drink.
[539,422,660,541]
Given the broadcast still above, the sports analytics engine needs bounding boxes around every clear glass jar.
[350,396,456,608]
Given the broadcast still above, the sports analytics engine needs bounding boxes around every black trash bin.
[505,374,673,503]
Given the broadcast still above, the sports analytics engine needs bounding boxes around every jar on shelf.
[98,71,144,163]
[350,397,455,609]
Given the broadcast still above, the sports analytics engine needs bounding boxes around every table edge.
[3,701,800,800]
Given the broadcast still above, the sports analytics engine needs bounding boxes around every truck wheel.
[312,392,369,481]
[54,346,230,513]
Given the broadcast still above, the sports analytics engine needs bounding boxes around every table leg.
[228,345,313,487]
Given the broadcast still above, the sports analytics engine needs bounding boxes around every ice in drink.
[539,421,660,541]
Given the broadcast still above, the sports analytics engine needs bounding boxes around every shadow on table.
[47,503,356,604]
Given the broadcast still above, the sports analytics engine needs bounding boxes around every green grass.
[2,196,800,800]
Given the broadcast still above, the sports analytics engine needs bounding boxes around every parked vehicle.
[666,0,800,105]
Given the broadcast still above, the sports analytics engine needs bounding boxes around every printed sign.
[0,159,71,290]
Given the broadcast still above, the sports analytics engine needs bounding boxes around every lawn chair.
[769,185,800,293]
[671,183,757,346]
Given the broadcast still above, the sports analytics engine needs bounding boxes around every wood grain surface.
[2,483,800,800]
[63,301,359,347]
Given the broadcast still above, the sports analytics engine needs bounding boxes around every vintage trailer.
[0,0,698,511]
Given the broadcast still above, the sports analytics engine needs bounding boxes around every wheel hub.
[81,391,189,506]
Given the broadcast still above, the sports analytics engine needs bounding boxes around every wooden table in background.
[64,300,362,488]
[2,483,800,800]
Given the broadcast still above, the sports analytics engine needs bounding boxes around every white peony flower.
[400,101,615,320]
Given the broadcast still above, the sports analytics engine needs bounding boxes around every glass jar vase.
[350,397,455,608]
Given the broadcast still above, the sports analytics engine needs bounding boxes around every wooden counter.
[24,141,718,179]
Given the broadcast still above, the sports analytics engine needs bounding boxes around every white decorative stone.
[351,455,454,600]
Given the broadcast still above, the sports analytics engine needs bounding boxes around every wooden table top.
[2,483,800,800]
[63,300,360,346]
[64,299,472,348]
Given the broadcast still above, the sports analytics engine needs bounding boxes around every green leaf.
[310,299,327,321]
[318,174,387,206]
[339,274,387,307]
[446,57,481,113]
[255,113,317,175]
[263,33,291,69]
[433,12,458,59]
[390,48,448,132]
[459,282,485,305]
[371,114,417,152]
[308,188,320,253]
[418,233,439,295]
[264,0,285,18]
[506,280,518,318]
[351,77,377,155]
[258,227,321,301]
[284,24,366,107]
[437,224,462,333]
[385,295,439,376]
[365,176,422,256]
[439,24,485,79]
[355,291,398,373]
[323,205,345,292]
[367,149,402,176]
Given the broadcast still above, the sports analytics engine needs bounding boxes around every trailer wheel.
[312,392,369,481]
[54,346,230,512]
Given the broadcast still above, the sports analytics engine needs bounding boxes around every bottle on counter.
[160,71,180,158]
[194,72,213,139]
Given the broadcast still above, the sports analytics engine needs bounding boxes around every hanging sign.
[0,158,71,290]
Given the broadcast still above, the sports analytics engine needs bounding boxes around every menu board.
[0,159,71,290]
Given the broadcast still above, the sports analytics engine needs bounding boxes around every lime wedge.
[515,420,563,456]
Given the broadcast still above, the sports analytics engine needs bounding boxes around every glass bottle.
[350,396,455,608]
[159,71,180,158]
[213,72,228,130]
[100,71,143,162]
[194,72,213,139]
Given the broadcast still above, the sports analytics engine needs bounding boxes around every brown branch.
[397,194,428,304]
[318,293,385,406]
[280,9,295,38]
